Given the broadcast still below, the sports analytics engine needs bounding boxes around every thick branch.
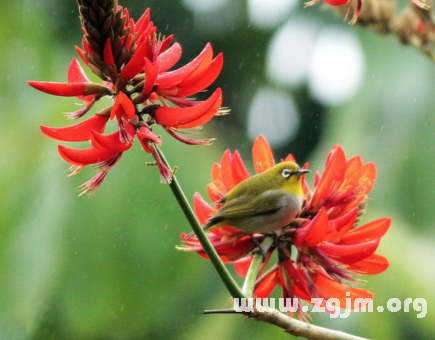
[205,307,368,340]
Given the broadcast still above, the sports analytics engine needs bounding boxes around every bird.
[186,162,309,239]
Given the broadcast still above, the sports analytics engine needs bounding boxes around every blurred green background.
[1,0,434,339]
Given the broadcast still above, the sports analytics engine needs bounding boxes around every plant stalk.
[155,145,245,299]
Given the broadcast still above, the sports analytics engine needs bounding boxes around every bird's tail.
[183,216,222,240]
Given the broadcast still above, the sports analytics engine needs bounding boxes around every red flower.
[181,135,389,318]
[29,3,224,195]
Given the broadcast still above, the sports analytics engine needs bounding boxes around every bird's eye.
[282,169,292,178]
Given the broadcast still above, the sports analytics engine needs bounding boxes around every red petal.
[134,8,150,35]
[91,124,135,152]
[252,135,275,174]
[234,257,252,277]
[180,54,223,96]
[342,218,390,245]
[103,38,115,65]
[28,81,86,97]
[254,270,279,299]
[40,115,108,142]
[156,43,212,89]
[323,208,358,243]
[361,162,376,195]
[293,207,328,247]
[193,192,216,225]
[318,239,380,264]
[348,253,389,274]
[158,35,173,54]
[304,208,329,247]
[58,145,114,166]
[143,58,160,96]
[158,43,182,72]
[284,154,296,162]
[75,46,90,65]
[177,92,222,129]
[155,88,222,128]
[315,274,373,310]
[136,125,162,144]
[231,151,250,185]
[120,37,150,79]
[67,58,93,102]
[111,92,136,120]
[220,150,235,191]
[67,58,90,84]
[308,145,346,209]
[343,155,363,189]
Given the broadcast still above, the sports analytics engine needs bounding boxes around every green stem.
[242,237,274,297]
[155,145,245,299]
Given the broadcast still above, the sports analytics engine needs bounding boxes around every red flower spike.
[155,88,222,128]
[342,218,391,245]
[91,123,136,152]
[103,39,115,65]
[40,115,108,142]
[252,135,275,174]
[58,145,115,166]
[181,136,390,313]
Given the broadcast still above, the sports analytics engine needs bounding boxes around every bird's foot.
[249,235,267,262]
[265,231,279,247]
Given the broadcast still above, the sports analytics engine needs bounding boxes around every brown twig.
[335,0,435,60]
[204,306,369,340]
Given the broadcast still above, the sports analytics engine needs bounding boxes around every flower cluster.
[29,0,223,196]
[180,135,390,319]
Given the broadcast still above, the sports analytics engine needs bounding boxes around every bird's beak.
[297,169,310,175]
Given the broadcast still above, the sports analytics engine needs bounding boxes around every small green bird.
[187,162,309,238]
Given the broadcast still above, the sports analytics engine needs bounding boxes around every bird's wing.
[213,190,286,220]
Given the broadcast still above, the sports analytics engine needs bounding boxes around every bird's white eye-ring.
[282,169,292,178]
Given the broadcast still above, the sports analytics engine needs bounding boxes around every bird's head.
[268,162,310,196]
